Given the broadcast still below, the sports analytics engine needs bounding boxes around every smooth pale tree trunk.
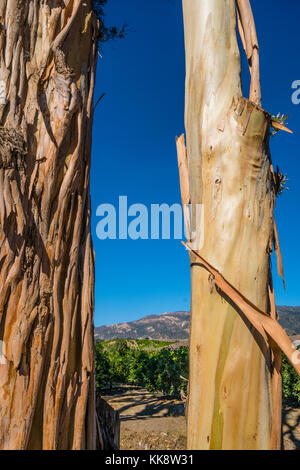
[179,0,287,450]
[0,0,99,449]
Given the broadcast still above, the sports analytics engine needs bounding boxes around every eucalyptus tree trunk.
[0,0,99,449]
[178,0,298,450]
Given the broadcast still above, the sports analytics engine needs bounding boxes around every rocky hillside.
[277,306,300,336]
[95,307,300,341]
[95,311,190,341]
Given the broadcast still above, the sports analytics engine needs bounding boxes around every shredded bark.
[273,219,286,288]
[0,127,26,170]
[182,241,300,377]
[176,134,191,240]
[0,0,99,450]
[236,0,261,105]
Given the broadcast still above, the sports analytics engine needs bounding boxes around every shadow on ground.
[102,386,300,450]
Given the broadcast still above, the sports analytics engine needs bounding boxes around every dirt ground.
[282,399,300,450]
[102,386,186,450]
[102,386,300,450]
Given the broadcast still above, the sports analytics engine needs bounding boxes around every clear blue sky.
[91,0,300,327]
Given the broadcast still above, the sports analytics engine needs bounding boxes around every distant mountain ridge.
[95,306,300,341]
[95,311,190,341]
[276,306,300,336]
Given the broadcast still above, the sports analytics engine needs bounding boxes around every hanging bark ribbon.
[273,219,286,289]
[268,269,282,450]
[236,0,261,106]
[182,241,300,377]
[176,134,191,241]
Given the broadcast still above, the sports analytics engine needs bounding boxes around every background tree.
[177,0,300,450]
[0,0,103,450]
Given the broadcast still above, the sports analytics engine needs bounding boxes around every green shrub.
[95,341,110,389]
[282,347,300,404]
[95,339,188,397]
[96,339,300,403]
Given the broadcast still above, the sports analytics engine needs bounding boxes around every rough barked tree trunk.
[0,0,99,449]
[178,0,298,450]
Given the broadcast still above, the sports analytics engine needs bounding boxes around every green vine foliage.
[282,347,300,404]
[95,339,188,397]
[95,340,300,404]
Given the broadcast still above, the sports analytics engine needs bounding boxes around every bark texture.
[0,0,98,449]
[96,396,120,450]
[180,0,292,450]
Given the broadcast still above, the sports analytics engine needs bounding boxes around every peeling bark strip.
[182,241,300,377]
[236,0,261,105]
[273,219,285,288]
[176,134,191,240]
[180,0,292,450]
[0,0,99,450]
